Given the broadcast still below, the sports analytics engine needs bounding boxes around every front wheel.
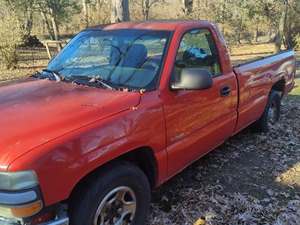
[70,162,151,225]
[254,90,281,132]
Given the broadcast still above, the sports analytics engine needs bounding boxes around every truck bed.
[233,50,294,68]
[232,50,296,133]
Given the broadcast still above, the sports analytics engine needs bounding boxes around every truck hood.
[0,78,141,170]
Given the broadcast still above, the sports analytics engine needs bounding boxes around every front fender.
[8,93,166,206]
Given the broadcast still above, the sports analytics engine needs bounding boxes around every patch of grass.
[230,43,276,65]
[290,51,300,96]
[230,43,276,55]
[290,78,300,96]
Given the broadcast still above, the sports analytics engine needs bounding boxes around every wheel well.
[118,147,157,188]
[272,79,285,95]
[69,147,157,203]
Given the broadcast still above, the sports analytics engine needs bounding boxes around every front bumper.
[0,217,19,225]
[0,186,69,225]
[0,217,69,225]
[43,217,69,225]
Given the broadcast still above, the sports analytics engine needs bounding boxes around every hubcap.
[93,186,137,225]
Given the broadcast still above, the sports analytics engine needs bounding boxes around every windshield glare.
[47,29,170,90]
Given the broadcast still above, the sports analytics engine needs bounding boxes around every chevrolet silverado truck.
[0,21,296,225]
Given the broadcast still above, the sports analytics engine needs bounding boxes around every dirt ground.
[0,44,299,225]
[149,92,300,225]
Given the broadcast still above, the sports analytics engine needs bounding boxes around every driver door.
[164,28,238,177]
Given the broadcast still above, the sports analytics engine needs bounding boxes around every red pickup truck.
[0,21,296,225]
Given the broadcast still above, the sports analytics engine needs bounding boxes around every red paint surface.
[0,21,295,207]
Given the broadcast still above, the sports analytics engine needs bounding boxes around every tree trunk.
[52,19,59,41]
[274,32,282,53]
[236,17,243,44]
[111,0,130,23]
[49,12,59,41]
[40,10,55,40]
[182,0,193,16]
[284,19,293,49]
[237,31,241,44]
[82,0,89,27]
[254,24,259,43]
[143,0,150,20]
[275,4,287,53]
[96,0,104,22]
[282,1,292,49]
[96,0,102,12]
[268,26,273,42]
[24,9,33,38]
[221,0,226,31]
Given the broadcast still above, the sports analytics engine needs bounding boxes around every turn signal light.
[0,200,43,218]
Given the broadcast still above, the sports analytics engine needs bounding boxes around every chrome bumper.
[0,216,68,225]
[0,217,19,225]
[0,217,69,225]
[43,217,69,225]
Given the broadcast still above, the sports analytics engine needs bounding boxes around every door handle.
[220,86,231,97]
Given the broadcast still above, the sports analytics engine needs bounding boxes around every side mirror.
[171,68,213,90]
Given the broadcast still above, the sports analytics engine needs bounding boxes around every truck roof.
[88,20,213,31]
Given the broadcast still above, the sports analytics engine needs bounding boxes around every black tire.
[69,161,151,225]
[254,90,281,132]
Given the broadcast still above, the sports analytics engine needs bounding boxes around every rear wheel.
[254,90,281,132]
[70,162,151,225]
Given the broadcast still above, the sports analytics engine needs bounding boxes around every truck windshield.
[47,29,170,90]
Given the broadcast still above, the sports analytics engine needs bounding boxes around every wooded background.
[0,0,299,69]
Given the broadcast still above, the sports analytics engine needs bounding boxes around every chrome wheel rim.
[93,186,137,225]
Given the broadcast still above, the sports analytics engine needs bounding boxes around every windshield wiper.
[67,75,115,90]
[89,76,114,90]
[42,69,64,82]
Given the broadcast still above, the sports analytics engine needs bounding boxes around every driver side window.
[174,29,221,81]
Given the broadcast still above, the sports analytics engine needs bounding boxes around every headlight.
[0,171,38,191]
[0,171,42,219]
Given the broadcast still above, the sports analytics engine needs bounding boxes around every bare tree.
[36,0,80,40]
[82,0,89,27]
[3,0,35,38]
[96,0,107,22]
[139,0,165,20]
[111,0,130,23]
[0,4,25,69]
[37,3,60,40]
